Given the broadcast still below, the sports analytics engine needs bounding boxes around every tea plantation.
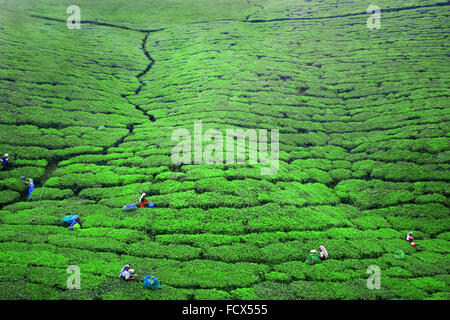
[0,0,449,300]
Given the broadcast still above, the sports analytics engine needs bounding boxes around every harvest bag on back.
[62,215,79,224]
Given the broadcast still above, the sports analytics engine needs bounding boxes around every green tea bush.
[27,266,107,290]
[382,277,428,300]
[365,203,449,219]
[0,209,61,226]
[264,271,291,283]
[371,162,447,182]
[83,214,132,229]
[204,243,262,263]
[0,177,27,193]
[58,153,134,167]
[0,190,21,205]
[273,182,339,206]
[75,227,147,242]
[193,289,232,300]
[0,281,61,300]
[0,229,48,244]
[79,180,155,200]
[414,239,450,254]
[184,167,226,180]
[99,282,192,300]
[329,168,352,182]
[251,281,299,300]
[386,216,448,235]
[0,263,28,282]
[154,259,268,289]
[409,276,448,294]
[45,171,141,192]
[126,240,202,260]
[52,146,103,159]
[0,144,50,160]
[47,234,126,254]
[412,181,450,195]
[273,261,307,280]
[308,145,348,160]
[229,287,258,300]
[383,266,413,278]
[290,279,394,300]
[302,261,362,282]
[0,247,69,268]
[29,188,74,201]
[415,193,448,205]
[150,180,195,195]
[335,179,415,209]
[350,215,391,229]
[155,233,240,248]
[12,159,48,168]
[290,158,332,171]
[351,160,383,178]
[0,166,45,182]
[154,171,186,181]
[150,190,243,209]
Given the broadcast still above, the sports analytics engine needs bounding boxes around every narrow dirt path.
[15,15,163,201]
[247,1,450,23]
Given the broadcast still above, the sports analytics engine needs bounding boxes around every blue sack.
[148,203,155,208]
[143,275,162,290]
[122,203,138,211]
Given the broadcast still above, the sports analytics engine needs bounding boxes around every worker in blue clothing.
[21,176,36,197]
[62,215,83,230]
[1,154,9,171]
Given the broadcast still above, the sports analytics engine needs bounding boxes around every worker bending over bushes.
[139,193,149,208]
[62,215,83,230]
[306,245,328,265]
[119,264,137,281]
[118,265,162,289]
[122,193,155,211]
[406,232,417,246]
[1,153,9,171]
[21,176,35,198]
[138,193,155,208]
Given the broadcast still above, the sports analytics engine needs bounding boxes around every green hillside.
[0,0,448,300]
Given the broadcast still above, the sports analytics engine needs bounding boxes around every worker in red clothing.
[139,193,149,208]
[406,232,417,247]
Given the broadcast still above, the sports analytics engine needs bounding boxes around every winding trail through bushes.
[29,13,160,125]
[245,0,265,22]
[19,2,450,202]
[246,1,450,23]
[0,3,448,299]
[24,15,162,198]
[29,14,165,33]
[123,30,158,124]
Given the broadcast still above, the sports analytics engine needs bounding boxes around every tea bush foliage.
[0,0,448,300]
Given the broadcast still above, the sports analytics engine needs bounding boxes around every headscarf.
[139,193,146,203]
[119,264,130,278]
[319,245,328,259]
